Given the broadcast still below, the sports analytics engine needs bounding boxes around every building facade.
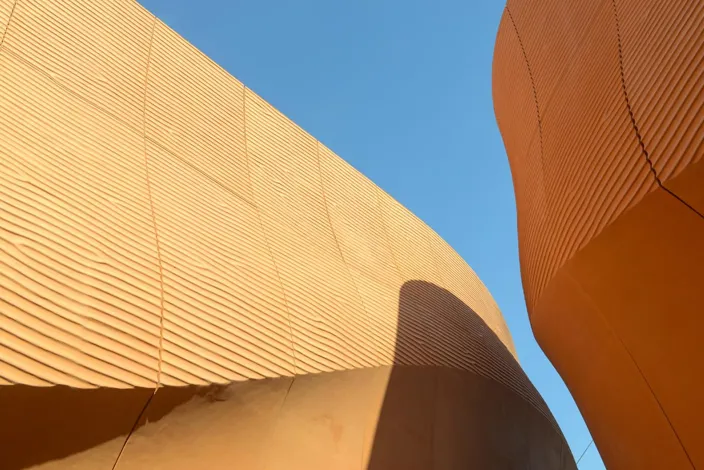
[494,0,704,468]
[0,0,574,468]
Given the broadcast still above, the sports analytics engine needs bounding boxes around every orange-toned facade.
[0,0,575,468]
[493,0,704,469]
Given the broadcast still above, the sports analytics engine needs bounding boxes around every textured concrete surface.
[0,0,573,468]
[493,0,704,468]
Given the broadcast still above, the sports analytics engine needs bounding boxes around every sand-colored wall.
[493,0,704,468]
[0,0,572,468]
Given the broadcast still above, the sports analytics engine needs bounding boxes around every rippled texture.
[494,0,704,468]
[0,0,573,468]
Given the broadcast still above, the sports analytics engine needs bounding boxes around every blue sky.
[141,1,604,467]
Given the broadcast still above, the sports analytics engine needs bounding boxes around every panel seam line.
[141,17,164,391]
[1,45,143,138]
[316,141,382,368]
[111,15,160,470]
[146,135,258,210]
[375,188,405,283]
[505,5,558,316]
[503,7,583,441]
[565,268,695,469]
[0,0,17,50]
[505,6,546,185]
[611,2,697,463]
[611,0,704,220]
[242,86,299,375]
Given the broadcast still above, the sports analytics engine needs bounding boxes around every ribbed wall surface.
[617,0,704,215]
[618,0,704,182]
[494,0,704,468]
[494,0,659,311]
[0,0,13,40]
[146,20,252,201]
[0,50,163,389]
[0,0,572,468]
[0,0,532,388]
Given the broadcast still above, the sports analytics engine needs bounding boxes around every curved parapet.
[493,0,704,468]
[0,0,573,468]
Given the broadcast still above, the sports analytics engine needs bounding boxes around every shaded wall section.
[1,282,575,469]
[0,0,572,468]
[493,0,704,468]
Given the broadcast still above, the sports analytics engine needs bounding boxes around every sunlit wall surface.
[0,0,575,468]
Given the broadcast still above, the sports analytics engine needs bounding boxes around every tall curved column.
[494,1,704,468]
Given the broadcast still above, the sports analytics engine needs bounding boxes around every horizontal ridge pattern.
[3,0,153,131]
[495,1,659,308]
[495,0,704,465]
[0,50,162,388]
[492,12,548,312]
[0,0,555,430]
[146,20,252,202]
[0,0,13,42]
[618,0,704,183]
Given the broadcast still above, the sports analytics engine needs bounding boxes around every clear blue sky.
[141,1,604,468]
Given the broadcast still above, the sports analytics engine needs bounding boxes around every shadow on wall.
[367,280,575,470]
[0,381,207,469]
[0,281,574,469]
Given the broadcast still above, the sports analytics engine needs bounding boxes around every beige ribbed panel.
[145,20,252,202]
[318,145,400,366]
[147,142,296,385]
[617,0,704,182]
[427,230,558,428]
[377,192,444,285]
[0,0,13,41]
[0,4,574,465]
[2,0,153,131]
[379,194,488,366]
[319,147,556,429]
[0,0,538,414]
[0,51,162,388]
[377,193,455,367]
[244,90,377,374]
[427,232,508,344]
[318,146,400,289]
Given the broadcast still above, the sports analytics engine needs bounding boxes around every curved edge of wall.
[493,1,704,468]
[0,0,574,468]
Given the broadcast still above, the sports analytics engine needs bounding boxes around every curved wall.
[493,1,704,469]
[0,0,574,468]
